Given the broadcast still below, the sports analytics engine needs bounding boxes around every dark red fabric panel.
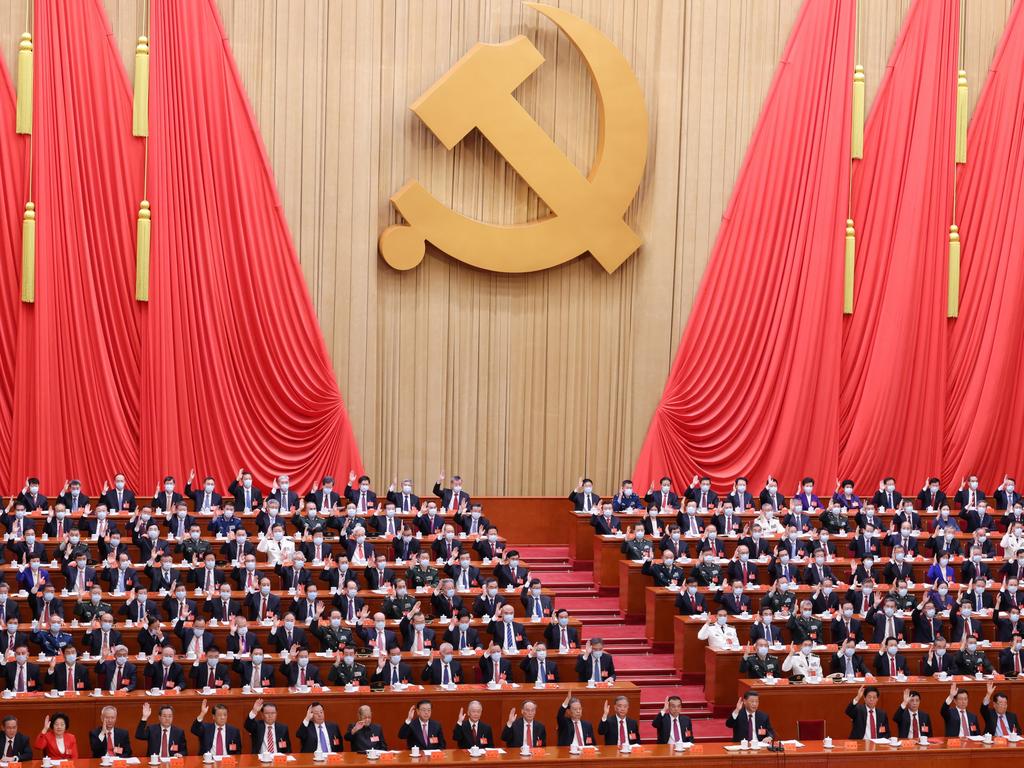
[943,0,1024,488]
[142,0,362,489]
[0,57,27,483]
[9,0,143,492]
[633,0,853,491]
[838,0,959,488]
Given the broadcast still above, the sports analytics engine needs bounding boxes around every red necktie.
[526,722,532,748]
[1002,717,1010,736]
[619,719,627,745]
[869,710,877,739]
[266,725,275,753]
[161,730,169,758]
[216,727,225,756]
[107,730,115,755]
[299,667,306,686]
[672,719,681,742]
[890,657,896,676]
[960,711,969,736]
[261,597,268,619]
[575,722,584,747]
[911,714,919,739]
[67,666,74,691]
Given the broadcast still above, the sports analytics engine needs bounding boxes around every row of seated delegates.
[9,693,698,760]
[577,473,1024,534]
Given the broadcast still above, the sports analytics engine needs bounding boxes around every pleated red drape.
[0,57,26,483]
[141,0,362,489]
[943,0,1024,489]
[9,0,143,491]
[633,0,853,491]
[838,0,958,488]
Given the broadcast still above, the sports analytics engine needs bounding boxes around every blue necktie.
[506,624,513,647]
[442,664,450,685]
[318,726,329,752]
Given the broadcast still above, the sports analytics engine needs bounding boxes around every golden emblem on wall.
[379,3,649,274]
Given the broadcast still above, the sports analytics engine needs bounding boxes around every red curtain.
[141,0,362,489]
[633,0,853,491]
[9,0,143,491]
[838,0,958,489]
[0,57,26,483]
[943,0,1024,488]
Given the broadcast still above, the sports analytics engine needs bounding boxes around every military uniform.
[406,565,440,589]
[691,562,723,587]
[621,539,654,560]
[888,592,916,612]
[643,562,685,588]
[788,614,824,644]
[311,623,354,651]
[954,648,994,675]
[762,591,796,614]
[382,594,417,620]
[328,660,369,685]
[74,600,113,622]
[739,653,782,679]
[180,538,212,561]
[819,509,850,535]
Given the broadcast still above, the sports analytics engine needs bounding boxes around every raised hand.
[142,702,152,720]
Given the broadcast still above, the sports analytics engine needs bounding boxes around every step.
[515,546,570,558]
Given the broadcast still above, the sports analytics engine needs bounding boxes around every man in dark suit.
[568,479,601,512]
[153,477,184,512]
[102,475,138,512]
[16,479,47,511]
[831,640,868,677]
[894,689,933,738]
[556,693,596,747]
[88,705,133,758]
[941,683,982,736]
[520,644,559,684]
[372,650,413,686]
[190,650,232,691]
[387,480,421,513]
[3,646,41,692]
[675,581,707,615]
[846,685,891,738]
[575,638,615,683]
[267,476,300,512]
[99,650,138,693]
[146,648,187,691]
[981,682,1022,736]
[136,702,188,757]
[685,477,719,509]
[502,701,547,748]
[725,692,776,743]
[341,474,372,511]
[398,700,447,750]
[422,643,464,685]
[235,647,277,690]
[45,647,90,692]
[433,473,470,512]
[0,715,33,761]
[185,471,223,514]
[1000,633,1024,675]
[443,614,482,652]
[645,477,680,511]
[918,478,948,510]
[445,555,481,591]
[545,611,580,650]
[190,701,243,757]
[281,649,323,687]
[452,701,495,749]
[227,470,263,512]
[652,696,694,744]
[597,696,640,746]
[269,615,308,653]
[345,706,389,753]
[759,478,786,512]
[478,646,513,684]
[244,700,292,755]
[955,476,987,510]
[872,478,903,510]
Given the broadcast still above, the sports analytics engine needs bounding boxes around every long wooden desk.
[702,642,1012,710]
[21,742,1024,765]
[0,681,639,751]
[739,676,1024,740]
[648,584,1010,649]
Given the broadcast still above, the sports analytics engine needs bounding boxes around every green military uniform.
[762,590,796,614]
[642,562,685,587]
[179,538,212,561]
[382,594,417,620]
[75,600,113,622]
[621,538,654,561]
[739,653,783,679]
[406,565,440,589]
[787,614,824,644]
[328,660,369,685]
[690,561,723,587]
[954,648,993,675]
[818,508,849,535]
[311,623,354,651]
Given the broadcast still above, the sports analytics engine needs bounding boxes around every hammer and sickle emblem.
[379,3,648,274]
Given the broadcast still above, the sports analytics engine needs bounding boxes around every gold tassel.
[21,202,35,303]
[947,224,960,318]
[15,32,33,135]
[955,69,968,164]
[844,219,855,314]
[133,36,150,137]
[851,64,865,159]
[136,200,151,301]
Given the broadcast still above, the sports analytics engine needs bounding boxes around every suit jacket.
[16,491,47,511]
[651,713,694,744]
[235,660,277,689]
[47,661,90,692]
[918,489,949,510]
[146,660,187,690]
[84,628,124,656]
[205,597,242,622]
[675,591,707,616]
[345,722,389,753]
[940,702,982,736]
[185,484,224,511]
[830,652,867,676]
[0,732,33,762]
[88,726,133,758]
[387,490,421,512]
[999,646,1024,675]
[452,720,495,749]
[422,658,464,685]
[153,491,184,511]
[281,661,323,687]
[544,623,580,650]
[520,656,560,683]
[920,650,953,676]
[725,709,775,742]
[575,652,615,682]
[845,703,890,739]
[295,720,344,752]
[981,703,1022,735]
[190,721,243,755]
[371,661,413,685]
[397,718,447,750]
[597,717,640,745]
[267,489,300,512]
[190,662,232,690]
[555,707,596,747]
[501,718,547,748]
[227,480,264,511]
[3,661,41,691]
[244,715,292,754]
[312,489,346,510]
[645,490,680,511]
[102,488,138,512]
[477,656,513,684]
[568,490,602,512]
[831,617,862,644]
[443,624,481,651]
[270,625,308,652]
[894,706,933,738]
[433,483,471,511]
[135,722,187,756]
[98,659,138,691]
[873,651,909,676]
[245,591,282,621]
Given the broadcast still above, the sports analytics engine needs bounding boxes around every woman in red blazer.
[34,712,79,760]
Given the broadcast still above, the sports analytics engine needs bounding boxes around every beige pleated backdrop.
[0,0,1014,494]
